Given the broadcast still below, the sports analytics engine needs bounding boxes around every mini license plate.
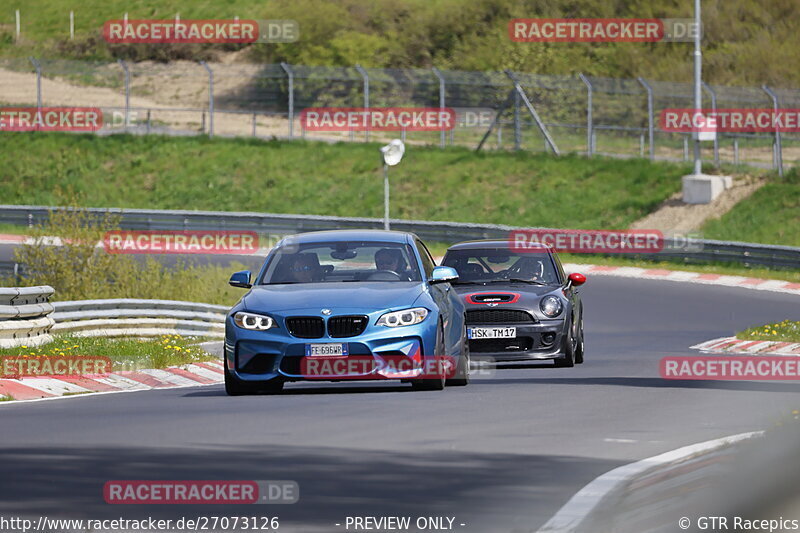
[467,327,517,339]
[305,343,349,357]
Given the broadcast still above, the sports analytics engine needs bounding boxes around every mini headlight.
[377,307,429,327]
[233,311,276,331]
[540,296,563,318]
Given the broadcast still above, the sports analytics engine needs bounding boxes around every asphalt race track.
[1,267,799,532]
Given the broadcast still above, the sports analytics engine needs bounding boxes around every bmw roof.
[277,229,417,245]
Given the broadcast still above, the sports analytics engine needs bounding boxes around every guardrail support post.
[637,77,655,161]
[355,64,370,142]
[701,81,719,166]
[505,70,560,155]
[199,61,214,137]
[578,73,594,157]
[280,62,294,138]
[432,67,446,149]
[29,57,42,111]
[117,59,130,129]
[762,85,783,178]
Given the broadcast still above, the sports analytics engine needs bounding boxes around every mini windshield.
[442,249,559,285]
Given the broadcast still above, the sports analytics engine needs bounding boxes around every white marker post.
[379,140,405,231]
[681,0,730,204]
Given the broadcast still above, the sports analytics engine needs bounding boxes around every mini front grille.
[285,316,325,338]
[470,337,533,353]
[466,309,535,324]
[327,315,369,338]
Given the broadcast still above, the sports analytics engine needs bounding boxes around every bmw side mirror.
[229,270,252,289]
[565,272,586,289]
[429,266,459,284]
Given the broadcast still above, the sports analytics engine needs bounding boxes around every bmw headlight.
[539,296,563,318]
[377,307,429,327]
[233,311,276,331]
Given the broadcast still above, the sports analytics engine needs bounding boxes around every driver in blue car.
[288,253,322,283]
[374,248,410,280]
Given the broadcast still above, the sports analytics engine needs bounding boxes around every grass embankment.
[0,133,687,229]
[736,321,800,342]
[2,0,799,91]
[0,334,216,370]
[702,169,800,247]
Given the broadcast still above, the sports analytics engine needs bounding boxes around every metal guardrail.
[0,205,798,270]
[0,285,55,348]
[51,299,226,339]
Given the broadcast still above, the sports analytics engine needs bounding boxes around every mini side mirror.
[567,272,586,287]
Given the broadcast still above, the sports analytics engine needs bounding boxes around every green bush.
[8,205,244,306]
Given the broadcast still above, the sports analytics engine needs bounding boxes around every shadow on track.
[475,376,800,393]
[0,445,622,532]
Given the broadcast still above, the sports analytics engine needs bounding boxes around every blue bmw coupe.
[224,230,469,394]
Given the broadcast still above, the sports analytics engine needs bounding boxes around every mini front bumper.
[466,319,568,362]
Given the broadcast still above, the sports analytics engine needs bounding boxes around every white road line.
[536,431,762,533]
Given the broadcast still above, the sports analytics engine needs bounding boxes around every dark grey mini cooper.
[441,240,586,367]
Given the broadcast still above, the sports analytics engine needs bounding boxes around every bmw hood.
[240,282,427,313]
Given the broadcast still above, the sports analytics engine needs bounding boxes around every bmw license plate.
[305,343,348,357]
[468,327,516,339]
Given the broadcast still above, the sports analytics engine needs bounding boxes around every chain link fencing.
[1,57,798,172]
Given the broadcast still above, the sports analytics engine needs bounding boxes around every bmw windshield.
[259,241,422,284]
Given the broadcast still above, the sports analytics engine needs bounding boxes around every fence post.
[513,89,521,150]
[69,11,74,40]
[117,59,130,129]
[578,73,593,157]
[637,77,654,161]
[733,138,739,165]
[701,82,719,166]
[762,85,783,178]
[15,10,20,43]
[432,67,446,149]
[280,62,294,138]
[29,57,42,111]
[199,61,214,137]
[505,70,560,155]
[355,64,370,142]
